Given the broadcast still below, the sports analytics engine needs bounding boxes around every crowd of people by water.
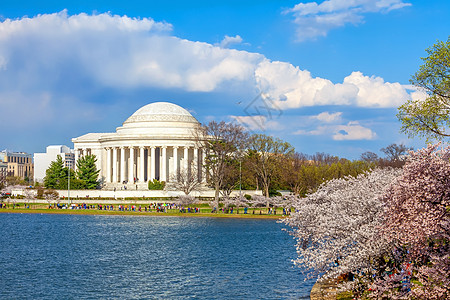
[58,202,202,213]
[0,201,292,216]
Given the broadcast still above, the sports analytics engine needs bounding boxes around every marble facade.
[72,102,205,186]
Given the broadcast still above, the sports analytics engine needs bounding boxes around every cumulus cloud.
[0,10,414,129]
[255,61,410,108]
[219,35,243,48]
[284,0,411,41]
[0,11,262,95]
[312,111,342,123]
[294,120,376,140]
[333,121,376,140]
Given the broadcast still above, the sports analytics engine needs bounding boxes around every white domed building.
[72,102,205,189]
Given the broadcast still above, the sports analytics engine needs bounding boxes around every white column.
[106,148,111,183]
[150,146,156,181]
[120,147,125,183]
[139,146,145,182]
[184,146,189,173]
[201,149,207,183]
[112,147,118,183]
[173,146,178,181]
[161,146,167,182]
[194,147,199,181]
[129,146,134,182]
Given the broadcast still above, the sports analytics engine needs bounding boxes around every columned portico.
[102,145,203,184]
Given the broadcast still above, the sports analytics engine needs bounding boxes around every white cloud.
[285,0,411,42]
[0,10,414,130]
[294,126,327,136]
[294,118,376,141]
[403,85,428,102]
[219,35,243,48]
[0,11,263,94]
[231,115,282,132]
[255,61,410,109]
[312,111,342,123]
[333,121,377,140]
[343,71,409,107]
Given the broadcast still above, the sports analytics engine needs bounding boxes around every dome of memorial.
[124,102,198,124]
[116,102,200,136]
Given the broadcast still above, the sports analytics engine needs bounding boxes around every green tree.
[398,36,450,140]
[247,134,294,199]
[44,155,65,188]
[76,154,100,189]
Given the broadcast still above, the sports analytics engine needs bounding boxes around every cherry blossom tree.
[282,168,402,283]
[222,195,249,213]
[284,144,450,298]
[177,195,198,207]
[372,143,450,299]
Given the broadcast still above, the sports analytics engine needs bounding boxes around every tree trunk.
[214,181,220,209]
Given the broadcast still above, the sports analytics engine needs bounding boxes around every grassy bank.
[0,206,284,219]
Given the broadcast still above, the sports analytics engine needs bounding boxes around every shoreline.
[0,208,284,219]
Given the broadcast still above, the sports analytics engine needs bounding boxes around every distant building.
[0,150,34,180]
[0,161,6,178]
[33,145,75,183]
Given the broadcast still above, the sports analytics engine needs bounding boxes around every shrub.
[148,179,165,190]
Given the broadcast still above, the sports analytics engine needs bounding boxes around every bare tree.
[44,189,59,207]
[195,121,248,208]
[380,143,412,162]
[360,151,379,163]
[219,159,240,198]
[23,188,35,208]
[284,152,310,196]
[167,165,202,195]
[310,152,339,165]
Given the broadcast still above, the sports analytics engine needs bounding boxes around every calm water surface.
[0,213,314,299]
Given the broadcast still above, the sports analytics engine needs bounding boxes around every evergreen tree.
[76,154,99,189]
[43,155,65,188]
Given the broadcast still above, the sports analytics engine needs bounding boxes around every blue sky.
[1,0,449,159]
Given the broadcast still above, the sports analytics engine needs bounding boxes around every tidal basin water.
[0,213,314,299]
